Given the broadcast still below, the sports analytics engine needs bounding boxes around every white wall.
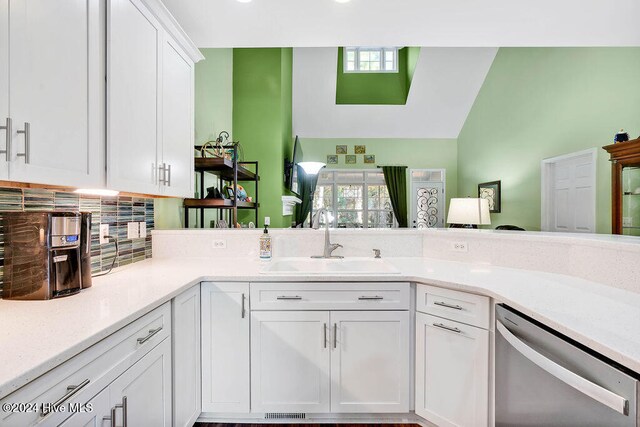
[292,47,497,139]
[163,0,640,48]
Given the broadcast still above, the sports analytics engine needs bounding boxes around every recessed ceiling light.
[335,0,351,3]
[237,0,252,3]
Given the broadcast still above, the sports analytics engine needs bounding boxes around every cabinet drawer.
[416,284,489,329]
[1,302,171,427]
[250,282,410,310]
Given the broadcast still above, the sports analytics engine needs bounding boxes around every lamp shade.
[447,198,491,226]
[298,161,325,175]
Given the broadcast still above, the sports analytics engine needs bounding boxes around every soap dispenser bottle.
[259,217,272,260]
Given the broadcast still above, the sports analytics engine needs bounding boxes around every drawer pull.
[241,293,246,319]
[333,323,338,349]
[137,326,163,344]
[276,296,302,300]
[434,301,463,310]
[433,322,462,333]
[42,378,90,416]
[323,323,327,348]
[358,296,383,300]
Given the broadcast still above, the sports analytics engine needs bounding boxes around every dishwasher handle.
[496,321,629,416]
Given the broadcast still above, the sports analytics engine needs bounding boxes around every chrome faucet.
[311,208,343,259]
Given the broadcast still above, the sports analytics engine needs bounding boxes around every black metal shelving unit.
[184,144,259,228]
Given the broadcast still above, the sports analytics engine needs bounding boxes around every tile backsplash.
[0,187,154,297]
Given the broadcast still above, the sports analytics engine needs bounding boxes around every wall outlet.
[99,224,109,245]
[139,222,147,238]
[212,239,227,249]
[451,241,468,252]
[127,222,139,239]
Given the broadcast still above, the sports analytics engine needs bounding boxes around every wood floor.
[196,424,419,427]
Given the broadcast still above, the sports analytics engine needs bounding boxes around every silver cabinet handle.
[323,323,327,348]
[0,117,11,161]
[241,293,246,319]
[358,296,383,300]
[102,413,114,427]
[333,323,337,349]
[136,326,162,344]
[158,163,168,185]
[42,378,90,416]
[110,407,117,427]
[276,295,302,300]
[117,396,128,427]
[496,321,629,415]
[166,164,171,187]
[16,122,30,164]
[434,301,463,310]
[433,322,462,333]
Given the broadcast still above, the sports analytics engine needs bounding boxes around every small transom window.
[344,47,398,73]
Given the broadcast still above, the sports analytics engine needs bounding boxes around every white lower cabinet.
[330,311,410,413]
[251,311,331,413]
[415,312,489,427]
[201,282,250,413]
[172,285,201,426]
[58,387,111,427]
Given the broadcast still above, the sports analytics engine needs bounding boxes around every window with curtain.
[311,170,396,228]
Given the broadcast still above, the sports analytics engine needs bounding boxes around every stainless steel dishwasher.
[496,304,639,426]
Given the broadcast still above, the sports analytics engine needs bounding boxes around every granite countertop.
[1,256,639,399]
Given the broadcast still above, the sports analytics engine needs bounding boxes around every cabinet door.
[415,312,489,427]
[201,282,250,413]
[160,36,194,198]
[8,0,104,187]
[109,338,172,427]
[58,387,110,427]
[107,0,161,195]
[251,311,331,413]
[0,0,8,180]
[172,285,201,426]
[330,310,410,413]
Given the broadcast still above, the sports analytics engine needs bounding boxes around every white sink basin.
[260,257,400,275]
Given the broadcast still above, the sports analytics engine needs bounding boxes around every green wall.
[300,138,458,220]
[233,48,293,228]
[458,47,640,233]
[155,48,234,230]
[335,48,418,105]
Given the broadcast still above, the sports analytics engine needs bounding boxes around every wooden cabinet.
[330,311,410,413]
[172,285,201,426]
[251,311,331,413]
[108,337,172,426]
[1,0,104,187]
[201,282,250,413]
[415,283,490,427]
[603,139,640,235]
[107,0,202,196]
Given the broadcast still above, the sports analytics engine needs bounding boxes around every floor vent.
[264,412,306,419]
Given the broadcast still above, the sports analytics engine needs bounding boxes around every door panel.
[9,0,104,186]
[201,282,250,413]
[330,310,410,413]
[251,311,331,413]
[411,169,446,228]
[109,338,172,427]
[160,37,193,197]
[107,0,160,194]
[0,0,8,180]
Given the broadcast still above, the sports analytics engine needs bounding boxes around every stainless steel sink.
[260,257,400,275]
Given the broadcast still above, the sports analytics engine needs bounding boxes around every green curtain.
[294,165,319,227]
[382,166,408,228]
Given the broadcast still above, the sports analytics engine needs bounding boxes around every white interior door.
[0,0,8,180]
[330,310,410,413]
[201,282,250,413]
[542,149,596,233]
[107,0,160,194]
[251,311,331,413]
[9,0,104,187]
[160,36,194,197]
[411,169,446,228]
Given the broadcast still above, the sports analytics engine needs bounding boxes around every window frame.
[313,169,397,229]
[343,47,399,74]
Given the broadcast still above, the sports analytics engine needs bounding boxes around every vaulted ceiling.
[162,0,640,48]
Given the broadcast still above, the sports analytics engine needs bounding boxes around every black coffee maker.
[3,211,92,300]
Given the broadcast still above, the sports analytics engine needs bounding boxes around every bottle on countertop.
[259,217,272,260]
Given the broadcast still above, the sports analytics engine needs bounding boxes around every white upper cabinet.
[6,0,104,187]
[108,0,202,196]
[0,0,9,180]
